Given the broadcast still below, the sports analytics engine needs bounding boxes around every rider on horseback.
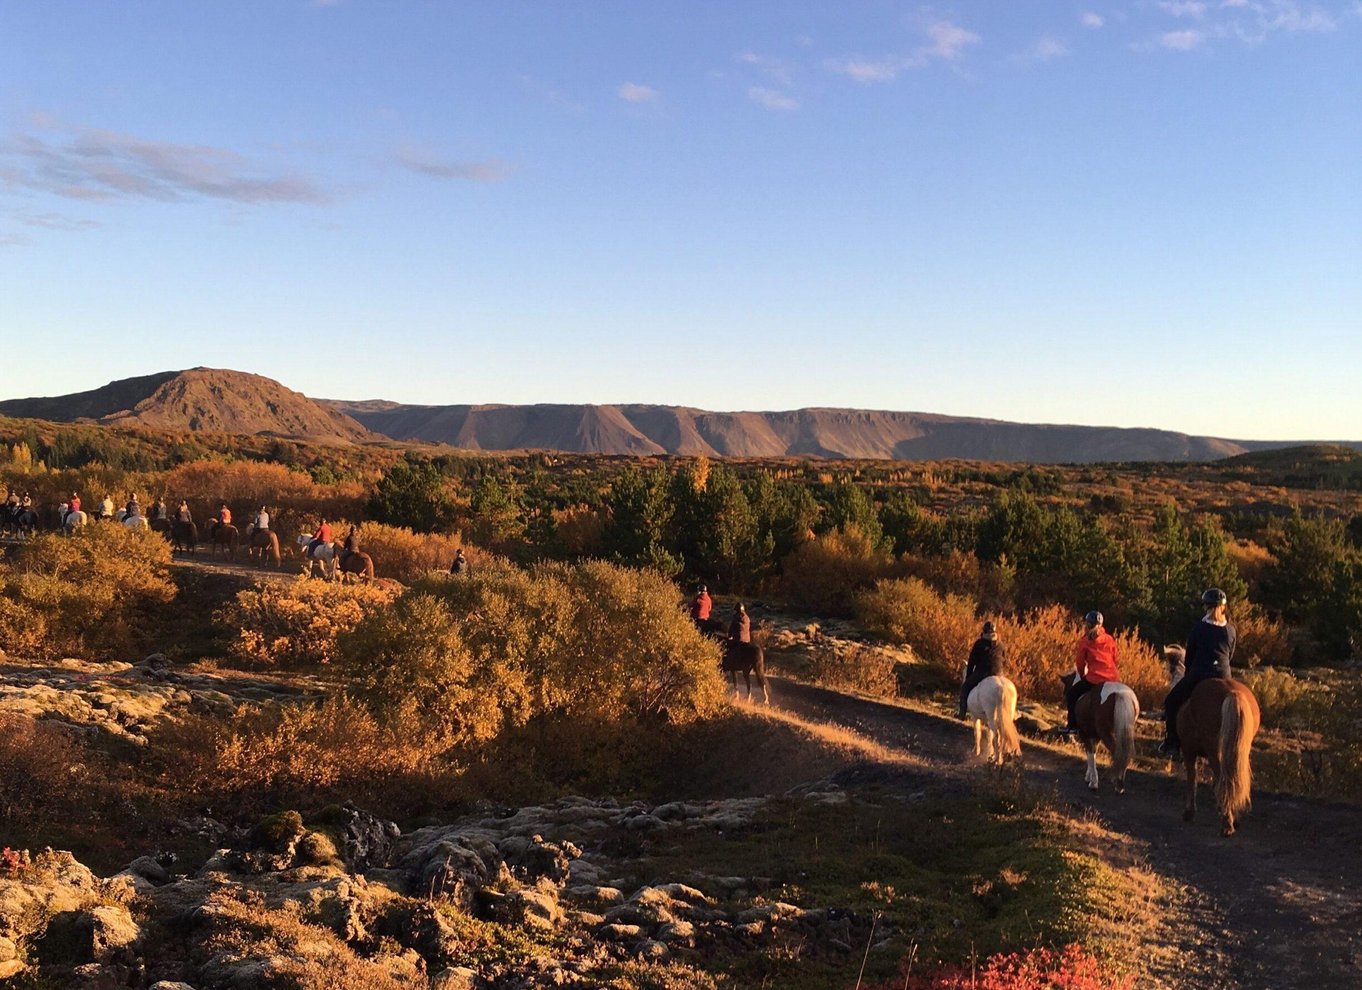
[1158,588,1236,758]
[450,547,468,574]
[690,584,713,625]
[125,493,140,519]
[177,500,193,524]
[340,525,358,566]
[306,518,332,559]
[1060,611,1119,735]
[212,502,232,538]
[254,506,270,532]
[728,602,750,643]
[65,493,81,526]
[959,620,1007,720]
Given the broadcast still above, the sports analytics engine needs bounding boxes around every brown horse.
[171,520,198,554]
[210,523,239,559]
[721,641,769,704]
[332,550,375,583]
[1162,645,1260,836]
[1061,673,1140,794]
[245,527,281,567]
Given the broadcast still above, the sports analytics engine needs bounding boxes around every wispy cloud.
[1159,28,1207,48]
[0,122,329,204]
[393,146,508,182]
[617,82,658,103]
[519,75,584,113]
[747,87,800,111]
[826,17,980,83]
[1144,0,1338,50]
[1016,35,1071,62]
[737,51,795,85]
[12,209,100,231]
[1081,12,1106,28]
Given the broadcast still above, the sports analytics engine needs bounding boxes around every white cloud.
[1027,35,1071,60]
[1160,28,1206,48]
[1081,12,1106,28]
[394,146,508,182]
[617,82,658,103]
[825,56,907,83]
[923,19,981,59]
[747,87,800,111]
[1159,1,1209,16]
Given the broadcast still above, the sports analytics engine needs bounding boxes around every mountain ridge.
[3,369,1358,462]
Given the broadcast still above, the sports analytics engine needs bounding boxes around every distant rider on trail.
[690,585,713,626]
[341,525,359,566]
[254,505,270,532]
[450,547,468,575]
[1159,588,1236,758]
[959,620,1006,720]
[728,602,750,644]
[1061,611,1120,735]
[212,502,232,539]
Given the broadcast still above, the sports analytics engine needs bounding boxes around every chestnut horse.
[1161,645,1260,836]
[1060,673,1140,793]
[721,640,769,704]
[966,675,1021,766]
[209,523,239,558]
[245,527,281,567]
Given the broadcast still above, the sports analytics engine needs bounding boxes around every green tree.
[602,466,681,575]
[366,456,456,533]
[469,471,523,546]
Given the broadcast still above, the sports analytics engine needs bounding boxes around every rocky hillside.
[324,400,1253,463]
[0,369,371,444]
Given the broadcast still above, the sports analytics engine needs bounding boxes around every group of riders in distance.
[2,487,374,581]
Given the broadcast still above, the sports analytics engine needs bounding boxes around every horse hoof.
[1115,784,1125,795]
[1087,783,1098,792]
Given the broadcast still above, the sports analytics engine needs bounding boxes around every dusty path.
[766,676,1362,990]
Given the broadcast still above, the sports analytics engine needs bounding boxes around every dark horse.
[2,506,39,538]
[245,527,282,568]
[723,640,769,704]
[1162,645,1260,837]
[171,520,199,555]
[209,523,238,558]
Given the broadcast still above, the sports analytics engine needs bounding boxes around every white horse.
[121,513,149,531]
[966,674,1022,766]
[61,508,88,532]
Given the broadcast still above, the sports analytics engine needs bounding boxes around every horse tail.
[995,678,1021,757]
[363,554,374,581]
[1216,691,1254,820]
[1111,687,1139,776]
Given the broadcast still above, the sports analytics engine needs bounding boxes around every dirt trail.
[764,676,1362,990]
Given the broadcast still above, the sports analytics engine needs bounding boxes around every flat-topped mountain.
[322,400,1254,462]
[5,370,1357,461]
[0,368,371,443]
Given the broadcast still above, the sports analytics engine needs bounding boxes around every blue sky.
[2,1,1358,441]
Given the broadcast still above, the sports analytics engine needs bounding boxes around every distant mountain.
[5,371,1357,462]
[0,368,371,443]
[321,400,1261,463]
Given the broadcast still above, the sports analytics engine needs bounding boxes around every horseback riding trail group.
[10,483,1261,838]
[2,488,375,583]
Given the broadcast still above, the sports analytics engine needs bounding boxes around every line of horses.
[965,645,1259,837]
[0,506,375,583]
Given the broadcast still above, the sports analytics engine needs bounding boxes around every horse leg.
[973,717,983,758]
[1183,755,1198,823]
[742,669,753,701]
[1084,741,1100,791]
[756,667,769,706]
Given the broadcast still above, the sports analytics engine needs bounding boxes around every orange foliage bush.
[1230,603,1292,667]
[779,526,897,615]
[341,521,486,584]
[855,577,978,682]
[869,943,1135,990]
[217,578,397,667]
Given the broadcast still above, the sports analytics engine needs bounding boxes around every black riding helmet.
[1201,587,1228,607]
[1084,610,1103,628]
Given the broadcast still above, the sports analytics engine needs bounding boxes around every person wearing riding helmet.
[728,602,751,643]
[177,500,193,524]
[690,584,713,624]
[1061,611,1120,734]
[959,620,1007,720]
[1159,588,1237,758]
[254,506,270,531]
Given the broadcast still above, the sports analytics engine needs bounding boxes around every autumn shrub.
[0,713,90,826]
[149,695,452,817]
[217,578,397,667]
[804,641,900,697]
[1230,602,1292,667]
[0,525,174,657]
[855,577,978,685]
[348,521,482,584]
[900,549,1016,613]
[1240,667,1311,727]
[779,526,897,615]
[349,559,725,733]
[868,943,1134,990]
